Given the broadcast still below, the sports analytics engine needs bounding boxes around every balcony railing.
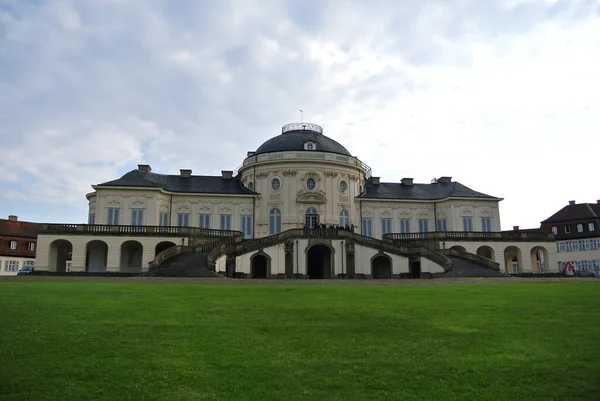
[383,231,554,243]
[39,224,244,239]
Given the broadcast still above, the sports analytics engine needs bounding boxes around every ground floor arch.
[476,246,495,261]
[371,254,392,279]
[86,240,108,273]
[409,257,421,278]
[155,241,176,256]
[251,253,270,278]
[450,245,467,253]
[49,239,72,272]
[120,240,144,273]
[530,246,548,274]
[306,244,333,279]
[504,246,522,274]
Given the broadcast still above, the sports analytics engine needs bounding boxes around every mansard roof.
[96,169,256,195]
[359,180,500,201]
[0,218,41,238]
[540,202,600,224]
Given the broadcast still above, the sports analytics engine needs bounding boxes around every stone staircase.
[443,257,506,278]
[144,251,221,277]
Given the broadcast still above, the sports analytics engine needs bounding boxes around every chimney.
[221,170,233,179]
[371,177,380,185]
[8,215,18,222]
[401,178,413,186]
[180,169,192,178]
[137,164,151,173]
[568,200,576,205]
[513,225,519,231]
[437,176,452,184]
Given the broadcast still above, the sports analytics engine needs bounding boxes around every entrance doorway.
[251,254,269,278]
[306,245,332,279]
[372,255,392,279]
[409,260,421,278]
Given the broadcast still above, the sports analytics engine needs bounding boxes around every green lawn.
[0,280,599,401]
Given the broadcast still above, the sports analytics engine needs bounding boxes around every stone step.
[443,257,506,278]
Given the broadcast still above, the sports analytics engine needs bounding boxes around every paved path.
[1,276,597,286]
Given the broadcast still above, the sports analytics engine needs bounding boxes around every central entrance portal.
[306,245,332,279]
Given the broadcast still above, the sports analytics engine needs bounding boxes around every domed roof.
[254,123,352,156]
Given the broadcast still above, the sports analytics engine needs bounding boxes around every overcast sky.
[0,0,598,229]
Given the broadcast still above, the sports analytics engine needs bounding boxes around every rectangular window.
[131,208,144,226]
[88,213,95,225]
[399,219,410,233]
[177,213,190,227]
[159,212,169,226]
[577,224,584,233]
[240,215,253,239]
[564,225,571,233]
[588,222,595,232]
[481,217,492,232]
[269,210,281,235]
[436,219,447,232]
[220,214,232,230]
[199,214,211,229]
[361,218,373,237]
[5,260,19,272]
[107,208,120,225]
[9,241,17,250]
[22,261,35,269]
[381,218,392,235]
[462,217,473,232]
[27,242,35,251]
[418,219,429,233]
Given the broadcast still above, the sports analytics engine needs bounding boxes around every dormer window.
[577,223,584,232]
[551,226,558,235]
[589,222,595,232]
[564,225,571,234]
[304,141,316,150]
[9,240,17,250]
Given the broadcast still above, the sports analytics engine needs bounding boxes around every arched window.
[9,240,17,250]
[589,222,595,232]
[269,208,281,235]
[339,210,349,226]
[305,207,319,228]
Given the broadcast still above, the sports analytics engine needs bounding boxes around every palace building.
[35,122,557,278]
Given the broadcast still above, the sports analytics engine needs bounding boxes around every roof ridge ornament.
[282,122,323,134]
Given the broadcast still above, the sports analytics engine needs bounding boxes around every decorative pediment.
[296,189,327,203]
[301,172,321,181]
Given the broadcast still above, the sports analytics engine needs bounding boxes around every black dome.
[254,123,352,156]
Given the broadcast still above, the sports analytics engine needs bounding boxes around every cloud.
[0,0,598,228]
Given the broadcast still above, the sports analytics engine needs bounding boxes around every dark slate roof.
[0,219,42,238]
[359,181,499,201]
[254,129,352,156]
[96,170,256,195]
[541,203,600,224]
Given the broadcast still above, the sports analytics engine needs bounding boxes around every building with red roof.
[0,215,41,275]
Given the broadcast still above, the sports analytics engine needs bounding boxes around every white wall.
[0,256,35,276]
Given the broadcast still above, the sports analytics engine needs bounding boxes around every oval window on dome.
[271,178,281,191]
[339,180,348,193]
[306,177,316,190]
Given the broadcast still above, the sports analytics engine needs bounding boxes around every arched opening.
[504,246,522,274]
[85,240,108,273]
[120,240,144,273]
[306,245,332,279]
[450,245,467,253]
[476,246,495,261]
[251,253,269,278]
[371,255,392,279]
[530,246,548,274]
[49,240,72,272]
[409,258,421,278]
[155,241,176,256]
[305,207,320,228]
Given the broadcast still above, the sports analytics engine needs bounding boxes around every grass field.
[1,279,599,400]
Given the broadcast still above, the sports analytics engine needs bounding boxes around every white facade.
[35,122,559,277]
